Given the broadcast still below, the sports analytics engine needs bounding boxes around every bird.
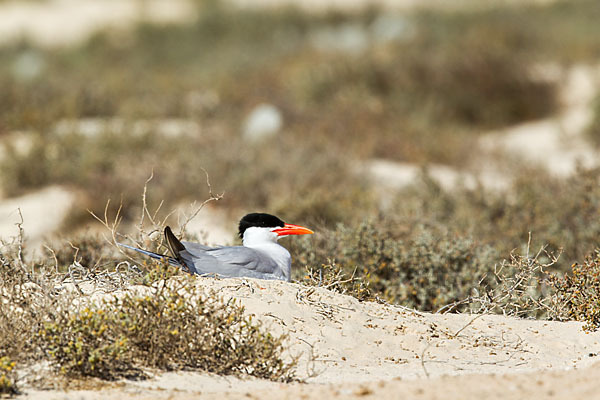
[118,213,313,282]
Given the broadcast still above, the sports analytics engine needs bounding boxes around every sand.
[0,0,197,47]
[0,185,76,245]
[480,64,600,177]
[19,277,600,399]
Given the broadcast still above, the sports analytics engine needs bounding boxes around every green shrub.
[37,277,295,381]
[291,219,499,311]
[388,167,600,273]
[294,39,556,128]
[0,357,17,395]
[548,252,600,331]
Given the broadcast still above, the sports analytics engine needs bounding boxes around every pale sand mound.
[0,0,197,47]
[0,185,76,244]
[479,64,600,177]
[22,278,600,399]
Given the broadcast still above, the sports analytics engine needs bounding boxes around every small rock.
[242,103,283,143]
[0,131,36,160]
[0,185,76,243]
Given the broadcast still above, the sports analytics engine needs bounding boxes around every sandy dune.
[20,278,600,399]
[480,64,600,177]
[0,0,197,47]
[0,185,76,244]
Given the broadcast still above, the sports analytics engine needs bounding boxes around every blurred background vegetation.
[2,0,600,312]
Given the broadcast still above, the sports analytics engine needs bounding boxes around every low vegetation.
[37,279,294,380]
[387,167,600,270]
[548,252,600,331]
[0,356,17,395]
[292,219,499,310]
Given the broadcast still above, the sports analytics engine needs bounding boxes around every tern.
[118,213,313,281]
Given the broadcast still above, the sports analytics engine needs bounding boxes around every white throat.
[242,227,292,281]
[242,226,279,246]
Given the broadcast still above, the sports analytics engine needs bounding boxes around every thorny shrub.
[458,242,560,319]
[292,216,588,320]
[0,232,48,363]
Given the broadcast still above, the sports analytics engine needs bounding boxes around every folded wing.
[179,246,282,280]
[164,226,283,280]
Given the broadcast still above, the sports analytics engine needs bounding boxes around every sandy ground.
[20,278,600,399]
[479,64,600,177]
[0,185,76,244]
[0,0,197,47]
[1,1,600,398]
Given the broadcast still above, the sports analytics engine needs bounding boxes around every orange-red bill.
[273,223,314,236]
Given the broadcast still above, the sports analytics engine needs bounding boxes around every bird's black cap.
[238,213,285,238]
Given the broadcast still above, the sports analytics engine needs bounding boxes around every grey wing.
[181,241,215,252]
[180,245,282,280]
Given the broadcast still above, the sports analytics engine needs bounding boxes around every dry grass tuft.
[299,261,370,301]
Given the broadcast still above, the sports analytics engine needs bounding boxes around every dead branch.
[178,168,224,237]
